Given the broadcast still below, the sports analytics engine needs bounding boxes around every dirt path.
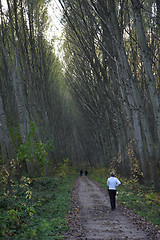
[64,176,160,240]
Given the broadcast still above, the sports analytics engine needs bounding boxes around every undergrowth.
[89,167,160,229]
[0,172,77,239]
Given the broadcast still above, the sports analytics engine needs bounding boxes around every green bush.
[0,174,77,239]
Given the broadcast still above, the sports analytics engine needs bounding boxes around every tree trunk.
[131,0,160,191]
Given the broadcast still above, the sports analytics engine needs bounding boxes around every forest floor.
[64,176,160,240]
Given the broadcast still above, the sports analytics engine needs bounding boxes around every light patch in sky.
[1,0,7,13]
[47,0,63,39]
[1,0,64,57]
[47,0,64,57]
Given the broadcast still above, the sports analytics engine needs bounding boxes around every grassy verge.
[89,168,160,229]
[0,173,77,239]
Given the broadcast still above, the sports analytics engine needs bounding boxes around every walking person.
[107,172,121,211]
[80,169,83,176]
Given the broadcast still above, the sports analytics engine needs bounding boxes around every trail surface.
[65,176,160,240]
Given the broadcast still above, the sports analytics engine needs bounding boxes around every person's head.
[110,171,115,177]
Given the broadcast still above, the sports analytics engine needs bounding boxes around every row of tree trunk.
[0,0,80,182]
[59,0,160,191]
[0,0,160,192]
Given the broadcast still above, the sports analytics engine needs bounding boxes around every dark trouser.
[108,189,117,210]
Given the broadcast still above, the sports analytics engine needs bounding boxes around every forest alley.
[65,177,159,240]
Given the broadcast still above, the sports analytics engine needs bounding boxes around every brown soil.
[64,176,160,240]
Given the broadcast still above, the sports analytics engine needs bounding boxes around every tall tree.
[59,0,160,190]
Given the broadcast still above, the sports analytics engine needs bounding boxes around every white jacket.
[107,176,121,190]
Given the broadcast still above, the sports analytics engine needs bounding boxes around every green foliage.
[8,125,22,150]
[118,179,160,228]
[17,123,54,173]
[0,176,35,238]
[89,167,108,186]
[127,140,144,183]
[0,158,18,194]
[56,158,74,178]
[0,165,10,193]
[0,174,77,239]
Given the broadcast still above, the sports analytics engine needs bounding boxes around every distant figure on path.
[80,169,83,176]
[85,170,88,176]
[107,172,121,211]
